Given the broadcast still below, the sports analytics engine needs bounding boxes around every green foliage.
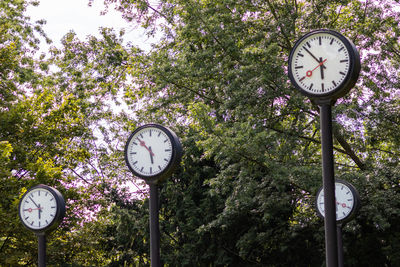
[102,0,400,266]
[1,0,399,266]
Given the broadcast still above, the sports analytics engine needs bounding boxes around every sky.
[26,0,153,194]
[26,0,156,50]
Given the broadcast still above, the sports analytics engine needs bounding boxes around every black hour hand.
[149,146,154,164]
[319,57,325,79]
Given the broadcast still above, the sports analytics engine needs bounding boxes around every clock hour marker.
[25,216,29,220]
[298,53,304,57]
[164,139,168,143]
[38,191,40,196]
[50,214,54,217]
[164,158,169,162]
[149,130,152,136]
[158,132,161,137]
[150,167,152,174]
[330,38,334,45]
[306,42,311,48]
[319,37,322,45]
[132,161,138,165]
[140,167,144,172]
[51,206,56,209]
[309,83,313,90]
[339,71,346,75]
[158,165,162,170]
[332,80,337,86]
[39,221,41,227]
[46,220,49,224]
[338,47,344,52]
[295,66,303,69]
[165,149,171,152]
[321,83,325,92]
[130,152,137,155]
[340,59,348,63]
[132,141,138,145]
[31,221,34,225]
[299,76,306,82]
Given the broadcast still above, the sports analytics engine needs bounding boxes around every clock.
[18,184,66,233]
[124,124,183,184]
[288,29,360,101]
[316,180,360,224]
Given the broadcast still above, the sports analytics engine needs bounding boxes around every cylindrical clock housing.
[124,124,183,184]
[18,184,66,234]
[315,179,361,225]
[288,29,361,102]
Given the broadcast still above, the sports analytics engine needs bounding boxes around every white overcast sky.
[26,0,155,50]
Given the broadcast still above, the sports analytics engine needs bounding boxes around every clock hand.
[29,196,40,208]
[319,57,325,80]
[305,59,327,78]
[24,208,41,212]
[139,139,155,156]
[304,47,327,69]
[336,201,350,209]
[149,146,154,164]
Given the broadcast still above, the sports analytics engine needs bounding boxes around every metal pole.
[320,103,338,267]
[149,183,161,267]
[337,226,344,267]
[37,233,46,267]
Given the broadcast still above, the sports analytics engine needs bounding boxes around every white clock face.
[317,182,355,221]
[19,188,58,230]
[290,32,351,96]
[126,126,173,177]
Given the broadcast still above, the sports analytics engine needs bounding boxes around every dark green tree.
[96,0,400,266]
[1,0,399,266]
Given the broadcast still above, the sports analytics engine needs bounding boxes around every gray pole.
[320,103,338,267]
[337,226,344,267]
[149,183,161,267]
[37,233,46,267]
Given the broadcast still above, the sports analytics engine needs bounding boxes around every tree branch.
[268,125,348,155]
[332,125,366,170]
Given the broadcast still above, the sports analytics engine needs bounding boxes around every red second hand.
[139,140,155,156]
[306,58,327,77]
[336,201,350,208]
[24,208,42,212]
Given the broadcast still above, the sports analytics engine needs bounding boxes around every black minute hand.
[304,47,326,69]
[29,196,40,208]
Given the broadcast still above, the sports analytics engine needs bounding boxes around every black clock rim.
[124,123,182,184]
[18,184,66,233]
[315,179,360,224]
[288,29,361,101]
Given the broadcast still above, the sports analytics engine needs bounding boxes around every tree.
[1,0,399,266]
[0,1,140,265]
[98,0,400,266]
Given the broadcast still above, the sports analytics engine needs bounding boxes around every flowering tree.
[1,0,399,266]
